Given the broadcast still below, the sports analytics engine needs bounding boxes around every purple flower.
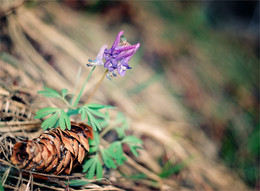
[87,31,140,79]
[116,43,140,76]
[88,45,108,66]
[106,30,125,55]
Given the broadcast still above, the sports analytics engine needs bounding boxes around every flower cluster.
[88,31,140,79]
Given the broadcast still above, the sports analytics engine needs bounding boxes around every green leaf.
[107,142,126,165]
[96,111,110,128]
[89,146,98,153]
[38,87,61,98]
[122,136,142,157]
[101,150,116,169]
[34,107,59,119]
[104,155,116,169]
[67,108,80,117]
[80,105,106,118]
[80,110,87,121]
[93,131,100,145]
[87,108,105,118]
[82,157,95,172]
[114,112,126,124]
[61,88,68,98]
[88,132,99,153]
[87,112,100,131]
[54,118,60,128]
[102,142,126,166]
[108,142,122,155]
[0,180,4,191]
[115,128,125,138]
[83,155,103,179]
[96,156,103,179]
[89,138,97,146]
[79,104,113,131]
[66,179,89,187]
[87,155,102,179]
[122,136,143,145]
[41,111,60,130]
[59,110,71,130]
[116,155,127,165]
[115,122,128,138]
[59,110,65,130]
[87,161,96,179]
[129,145,141,157]
[87,103,115,110]
[159,157,192,178]
[64,112,71,130]
[113,113,129,138]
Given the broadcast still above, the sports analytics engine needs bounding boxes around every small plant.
[11,31,142,180]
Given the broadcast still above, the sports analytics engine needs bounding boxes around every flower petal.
[90,44,108,66]
[114,44,136,51]
[104,60,110,68]
[111,31,124,50]
[117,66,125,76]
[96,45,108,61]
[115,43,140,61]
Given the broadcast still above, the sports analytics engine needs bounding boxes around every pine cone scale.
[41,146,52,167]
[78,134,90,151]
[64,157,74,174]
[44,157,59,172]
[33,151,42,164]
[62,135,76,155]
[40,139,56,155]
[11,122,93,175]
[49,132,62,157]
[77,145,85,164]
[36,159,45,171]
[72,139,79,158]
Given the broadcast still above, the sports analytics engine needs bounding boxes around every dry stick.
[0,0,25,18]
[16,171,22,190]
[17,8,102,93]
[0,120,40,127]
[1,166,11,186]
[26,173,32,191]
[7,172,118,191]
[0,157,95,181]
[17,7,91,69]
[0,143,11,163]
[0,163,67,190]
[22,169,110,183]
[3,185,18,190]
[6,174,66,191]
[85,69,108,104]
[0,124,41,133]
[7,14,72,90]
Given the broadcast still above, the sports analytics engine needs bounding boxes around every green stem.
[73,66,96,107]
[62,97,72,108]
[85,69,108,105]
[67,108,80,117]
[70,66,82,106]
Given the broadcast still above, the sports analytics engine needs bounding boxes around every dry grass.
[0,1,252,190]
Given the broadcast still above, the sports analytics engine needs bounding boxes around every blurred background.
[0,0,259,190]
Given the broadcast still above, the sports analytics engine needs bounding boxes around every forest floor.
[0,1,258,190]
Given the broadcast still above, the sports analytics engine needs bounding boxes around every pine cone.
[11,122,94,175]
